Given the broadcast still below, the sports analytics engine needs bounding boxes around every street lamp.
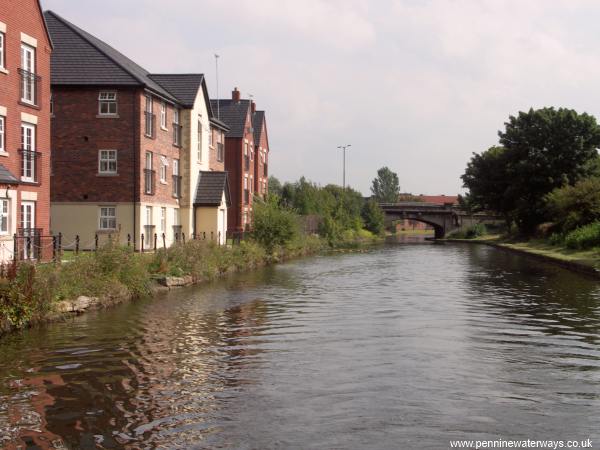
[337,144,351,189]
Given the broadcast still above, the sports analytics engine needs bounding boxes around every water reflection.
[0,244,599,448]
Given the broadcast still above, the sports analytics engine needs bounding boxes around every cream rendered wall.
[194,193,228,245]
[137,202,181,250]
[0,189,18,262]
[180,88,211,239]
[51,203,134,250]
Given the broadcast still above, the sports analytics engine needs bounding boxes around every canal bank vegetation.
[455,106,600,272]
[1,182,386,336]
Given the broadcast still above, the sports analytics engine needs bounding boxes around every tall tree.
[371,167,400,203]
[268,176,283,198]
[462,107,600,234]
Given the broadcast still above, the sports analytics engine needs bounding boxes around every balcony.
[244,189,250,204]
[244,155,250,172]
[144,112,156,138]
[18,148,41,183]
[18,69,41,108]
[172,175,182,198]
[144,169,156,195]
[173,123,182,147]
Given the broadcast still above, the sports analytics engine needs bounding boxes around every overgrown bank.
[0,193,385,337]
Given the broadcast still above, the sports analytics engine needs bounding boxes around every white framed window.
[244,142,248,156]
[98,91,117,116]
[197,120,202,162]
[0,198,9,235]
[160,207,166,232]
[0,116,5,153]
[20,122,36,182]
[173,208,180,226]
[20,44,36,104]
[209,130,213,147]
[145,206,153,225]
[244,176,248,190]
[250,144,254,161]
[160,155,168,183]
[145,95,153,113]
[0,32,5,69]
[98,149,117,174]
[160,101,167,129]
[99,206,117,230]
[174,108,180,125]
[173,159,179,176]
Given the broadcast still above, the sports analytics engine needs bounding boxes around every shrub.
[361,200,385,235]
[252,197,299,253]
[564,222,600,249]
[465,223,487,238]
[546,177,600,233]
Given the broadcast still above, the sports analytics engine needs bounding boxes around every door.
[20,201,36,259]
[21,123,35,182]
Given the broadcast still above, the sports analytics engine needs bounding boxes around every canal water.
[1,243,600,449]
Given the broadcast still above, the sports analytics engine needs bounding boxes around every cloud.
[41,0,600,195]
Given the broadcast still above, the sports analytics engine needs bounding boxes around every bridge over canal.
[379,202,501,239]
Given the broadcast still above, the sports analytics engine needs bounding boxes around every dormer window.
[98,91,117,116]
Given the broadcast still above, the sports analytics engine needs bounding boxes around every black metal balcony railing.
[173,123,182,147]
[144,169,156,195]
[244,155,250,171]
[145,112,156,138]
[18,69,41,107]
[172,175,182,198]
[17,228,42,260]
[217,143,224,162]
[244,189,250,204]
[18,148,41,183]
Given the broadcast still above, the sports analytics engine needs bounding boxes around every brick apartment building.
[45,11,195,250]
[211,89,271,231]
[252,107,269,198]
[147,74,231,244]
[0,0,52,262]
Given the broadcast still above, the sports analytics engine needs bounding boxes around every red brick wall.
[138,93,180,206]
[51,87,138,203]
[208,127,225,172]
[253,116,269,196]
[0,0,52,237]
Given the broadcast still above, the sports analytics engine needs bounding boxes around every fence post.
[203,232,206,240]
[26,236,31,260]
[211,231,214,241]
[141,233,145,253]
[218,231,221,246]
[162,233,166,249]
[58,232,63,260]
[127,234,131,248]
[52,235,57,262]
[75,235,80,255]
[154,233,157,251]
[13,233,17,262]
[182,232,186,244]
[95,234,99,251]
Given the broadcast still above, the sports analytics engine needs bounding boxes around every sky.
[41,0,600,196]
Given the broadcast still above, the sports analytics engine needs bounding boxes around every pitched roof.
[150,74,210,110]
[0,165,19,185]
[209,99,251,138]
[194,171,231,207]
[252,111,265,146]
[43,11,178,102]
[210,117,230,132]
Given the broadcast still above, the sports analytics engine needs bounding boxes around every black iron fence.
[18,69,41,107]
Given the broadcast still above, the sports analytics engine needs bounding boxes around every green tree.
[361,200,385,235]
[371,167,400,203]
[268,176,283,198]
[252,196,298,253]
[462,108,600,234]
[546,177,600,233]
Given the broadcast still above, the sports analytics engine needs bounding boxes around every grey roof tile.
[0,165,19,185]
[252,111,265,146]
[209,99,251,138]
[44,11,178,102]
[194,171,231,206]
[149,74,206,108]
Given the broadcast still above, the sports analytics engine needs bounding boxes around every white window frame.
[197,120,202,162]
[209,130,213,147]
[160,101,167,129]
[20,44,36,105]
[145,206,153,225]
[98,149,117,174]
[174,108,180,125]
[99,206,117,230]
[0,32,5,70]
[0,116,5,153]
[160,207,166,233]
[160,155,168,183]
[0,198,9,235]
[20,122,36,182]
[98,91,117,116]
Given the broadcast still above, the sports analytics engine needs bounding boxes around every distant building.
[0,0,53,261]
[211,88,261,231]
[252,107,269,198]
